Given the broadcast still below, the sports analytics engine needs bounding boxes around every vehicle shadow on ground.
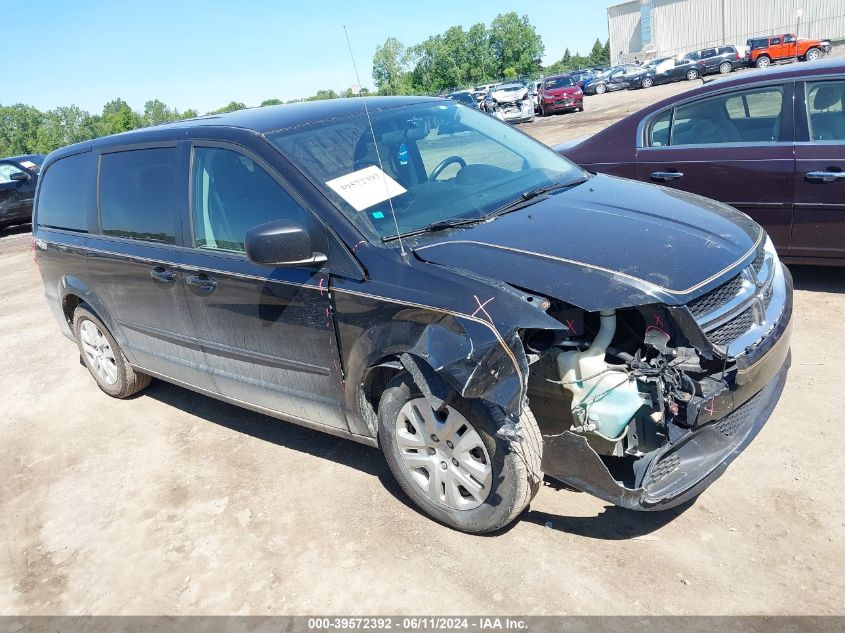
[0,223,31,239]
[141,379,412,503]
[521,494,695,540]
[142,379,695,540]
[788,264,845,294]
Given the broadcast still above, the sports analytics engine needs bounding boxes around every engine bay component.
[556,310,649,440]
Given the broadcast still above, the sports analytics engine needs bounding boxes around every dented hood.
[412,174,762,311]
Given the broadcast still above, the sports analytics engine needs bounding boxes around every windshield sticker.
[325,165,407,212]
[19,160,36,169]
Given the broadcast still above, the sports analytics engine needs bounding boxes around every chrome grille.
[687,275,744,318]
[708,308,754,346]
[684,243,782,355]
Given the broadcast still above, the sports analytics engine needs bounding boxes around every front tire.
[378,374,543,533]
[73,306,151,398]
[805,47,820,62]
[595,83,607,95]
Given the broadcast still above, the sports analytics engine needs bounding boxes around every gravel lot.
[1,74,843,616]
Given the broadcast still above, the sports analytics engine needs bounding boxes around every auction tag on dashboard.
[325,165,406,212]
[19,161,36,169]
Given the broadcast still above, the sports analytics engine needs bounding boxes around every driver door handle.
[185,273,218,293]
[805,170,845,183]
[651,170,684,182]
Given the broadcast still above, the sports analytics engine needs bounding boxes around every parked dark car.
[537,74,583,116]
[34,97,791,533]
[560,57,845,265]
[684,45,743,75]
[445,91,479,108]
[571,69,598,89]
[0,154,44,228]
[583,65,648,94]
[652,56,707,84]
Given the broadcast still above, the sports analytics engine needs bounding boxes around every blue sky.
[8,1,609,114]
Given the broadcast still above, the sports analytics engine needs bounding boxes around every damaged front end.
[524,238,792,510]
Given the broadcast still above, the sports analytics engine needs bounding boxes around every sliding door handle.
[185,273,218,293]
[150,266,176,283]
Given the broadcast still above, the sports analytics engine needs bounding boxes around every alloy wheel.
[686,69,699,80]
[719,62,732,74]
[596,83,607,94]
[80,320,118,385]
[394,398,493,510]
[807,49,820,61]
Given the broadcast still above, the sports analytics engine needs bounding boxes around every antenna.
[343,25,407,259]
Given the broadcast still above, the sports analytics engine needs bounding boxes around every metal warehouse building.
[608,0,845,63]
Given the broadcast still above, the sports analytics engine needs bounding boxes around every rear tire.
[73,306,151,398]
[756,55,771,69]
[378,373,543,533]
[719,61,732,74]
[686,69,700,80]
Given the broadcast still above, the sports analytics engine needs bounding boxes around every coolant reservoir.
[557,310,647,440]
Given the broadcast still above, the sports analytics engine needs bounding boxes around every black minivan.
[34,97,792,533]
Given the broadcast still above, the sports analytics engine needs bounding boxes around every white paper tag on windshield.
[325,165,406,212]
[19,160,36,169]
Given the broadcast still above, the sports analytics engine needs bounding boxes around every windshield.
[269,101,584,241]
[544,76,574,89]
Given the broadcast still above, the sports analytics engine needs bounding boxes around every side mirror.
[9,171,29,182]
[244,219,327,267]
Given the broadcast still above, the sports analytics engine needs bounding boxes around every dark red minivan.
[560,58,845,265]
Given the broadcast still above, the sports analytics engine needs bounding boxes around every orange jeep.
[745,33,830,68]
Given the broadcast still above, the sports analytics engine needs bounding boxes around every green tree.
[101,98,142,135]
[211,101,247,114]
[35,106,99,153]
[260,98,284,106]
[143,99,176,126]
[465,23,493,84]
[306,89,339,101]
[0,104,43,155]
[588,38,606,66]
[373,37,411,95]
[489,13,544,78]
[180,108,199,119]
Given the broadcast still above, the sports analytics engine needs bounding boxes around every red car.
[559,57,845,265]
[538,74,583,117]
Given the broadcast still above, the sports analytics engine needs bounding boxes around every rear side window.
[36,152,93,232]
[806,81,845,141]
[719,46,736,55]
[99,148,180,244]
[670,86,783,145]
[771,37,781,45]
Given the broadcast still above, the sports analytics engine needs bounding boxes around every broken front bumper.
[541,267,793,511]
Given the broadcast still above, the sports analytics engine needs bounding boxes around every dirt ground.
[1,76,843,616]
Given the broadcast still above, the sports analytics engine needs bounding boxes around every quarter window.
[36,152,93,232]
[806,81,845,141]
[99,148,180,244]
[647,109,672,147]
[191,147,312,253]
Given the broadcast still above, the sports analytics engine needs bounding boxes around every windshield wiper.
[488,175,591,219]
[383,215,487,241]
